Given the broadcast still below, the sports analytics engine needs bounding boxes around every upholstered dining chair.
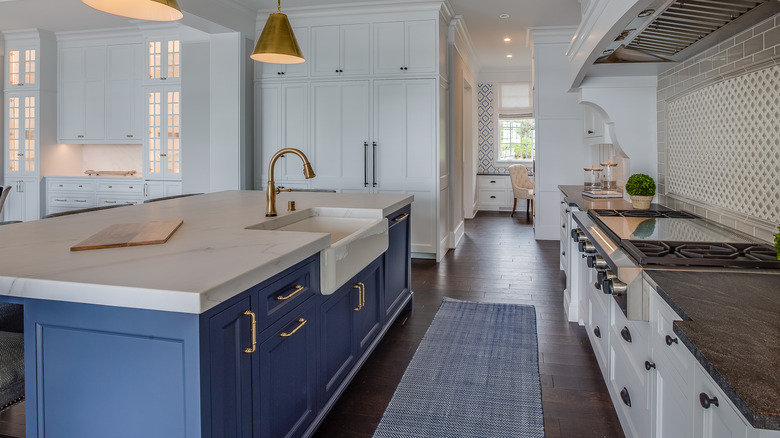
[509,164,534,218]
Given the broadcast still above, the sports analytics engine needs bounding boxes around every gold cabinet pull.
[277,285,304,301]
[353,284,363,311]
[280,318,307,337]
[243,310,257,354]
[358,282,365,309]
[393,213,409,222]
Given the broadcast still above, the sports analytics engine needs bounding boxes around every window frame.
[494,116,535,167]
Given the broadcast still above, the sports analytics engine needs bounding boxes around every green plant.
[775,225,779,261]
[625,174,656,197]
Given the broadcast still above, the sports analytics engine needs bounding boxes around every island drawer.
[258,257,318,331]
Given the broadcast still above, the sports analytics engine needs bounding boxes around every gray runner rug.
[373,298,545,438]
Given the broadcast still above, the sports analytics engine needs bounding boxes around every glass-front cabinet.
[145,87,181,181]
[146,37,180,83]
[7,48,37,89]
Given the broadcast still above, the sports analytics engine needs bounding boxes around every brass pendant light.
[251,0,305,64]
[82,0,183,21]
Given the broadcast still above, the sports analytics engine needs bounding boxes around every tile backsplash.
[657,13,780,243]
[82,144,143,175]
[477,83,507,175]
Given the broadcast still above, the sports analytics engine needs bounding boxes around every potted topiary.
[625,173,656,210]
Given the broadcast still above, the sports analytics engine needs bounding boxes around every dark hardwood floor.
[0,211,623,438]
[313,211,624,438]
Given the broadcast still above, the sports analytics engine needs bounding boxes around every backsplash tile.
[657,13,780,242]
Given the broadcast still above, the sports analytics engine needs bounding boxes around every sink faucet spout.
[266,148,316,217]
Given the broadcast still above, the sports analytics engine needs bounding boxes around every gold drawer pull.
[277,284,304,301]
[280,318,307,337]
[353,282,366,311]
[243,310,257,354]
[393,213,409,222]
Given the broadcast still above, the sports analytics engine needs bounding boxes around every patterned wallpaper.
[657,14,780,242]
[477,83,507,174]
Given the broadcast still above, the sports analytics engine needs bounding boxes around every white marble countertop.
[0,191,413,314]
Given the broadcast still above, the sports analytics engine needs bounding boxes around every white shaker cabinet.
[2,178,39,222]
[693,363,752,438]
[310,24,370,77]
[309,81,370,191]
[259,27,309,79]
[58,46,106,142]
[373,79,437,254]
[373,20,437,75]
[144,86,181,181]
[106,44,143,142]
[583,104,611,144]
[257,82,310,184]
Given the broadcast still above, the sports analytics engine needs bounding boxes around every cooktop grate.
[593,209,699,219]
[623,240,780,268]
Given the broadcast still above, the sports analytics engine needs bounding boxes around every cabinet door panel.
[693,364,750,438]
[282,83,309,180]
[259,83,281,183]
[311,26,340,76]
[655,365,693,438]
[355,260,383,354]
[209,297,253,438]
[340,24,370,76]
[310,81,369,191]
[373,21,405,74]
[406,20,436,73]
[107,44,142,141]
[385,206,411,319]
[319,287,357,403]
[257,301,317,438]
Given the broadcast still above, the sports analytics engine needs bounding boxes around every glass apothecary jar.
[584,167,603,191]
[600,160,618,191]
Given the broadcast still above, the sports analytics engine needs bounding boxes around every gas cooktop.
[623,240,780,269]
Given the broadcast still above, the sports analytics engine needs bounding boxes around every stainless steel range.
[571,208,779,320]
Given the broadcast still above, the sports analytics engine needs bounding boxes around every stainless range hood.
[596,0,780,63]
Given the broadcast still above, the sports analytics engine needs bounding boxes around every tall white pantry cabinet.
[255,3,452,259]
[2,29,57,222]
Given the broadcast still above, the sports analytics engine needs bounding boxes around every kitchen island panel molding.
[657,13,780,242]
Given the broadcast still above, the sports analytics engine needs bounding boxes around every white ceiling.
[0,0,583,72]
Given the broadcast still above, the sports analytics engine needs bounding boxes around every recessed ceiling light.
[637,9,655,17]
[504,37,511,42]
[506,54,513,58]
[499,14,510,19]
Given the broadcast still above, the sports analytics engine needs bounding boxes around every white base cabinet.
[476,175,511,211]
[3,178,40,222]
[45,177,145,215]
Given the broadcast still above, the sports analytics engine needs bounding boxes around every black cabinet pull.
[665,335,678,346]
[699,393,719,409]
[562,224,566,228]
[621,326,632,343]
[565,209,570,213]
[587,130,594,134]
[645,361,656,370]
[490,180,496,183]
[620,388,631,407]
[363,142,369,187]
[593,326,601,338]
[372,141,377,187]
[490,196,496,199]
[594,281,601,291]
[562,251,565,256]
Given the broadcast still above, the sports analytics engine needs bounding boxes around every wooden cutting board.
[70,220,184,251]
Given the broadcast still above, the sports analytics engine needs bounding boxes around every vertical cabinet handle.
[699,393,719,409]
[143,183,148,197]
[353,282,365,311]
[364,142,369,187]
[280,318,307,337]
[372,142,377,187]
[243,310,257,354]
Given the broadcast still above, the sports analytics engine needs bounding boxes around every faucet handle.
[275,187,293,195]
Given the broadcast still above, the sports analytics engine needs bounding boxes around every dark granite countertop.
[645,270,780,430]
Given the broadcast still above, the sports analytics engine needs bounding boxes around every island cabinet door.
[384,205,411,319]
[319,282,358,404]
[208,296,254,438]
[256,299,318,438]
[354,258,383,357]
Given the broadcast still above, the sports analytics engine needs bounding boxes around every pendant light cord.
[277,0,281,13]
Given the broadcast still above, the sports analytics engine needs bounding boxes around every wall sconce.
[251,0,305,64]
[82,0,183,21]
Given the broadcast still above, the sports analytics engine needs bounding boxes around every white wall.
[181,41,211,194]
[531,27,587,240]
[579,76,658,187]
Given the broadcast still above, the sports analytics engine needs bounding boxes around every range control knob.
[579,240,596,254]
[597,269,616,285]
[587,255,607,269]
[607,279,628,296]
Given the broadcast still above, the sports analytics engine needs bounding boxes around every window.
[498,118,535,162]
